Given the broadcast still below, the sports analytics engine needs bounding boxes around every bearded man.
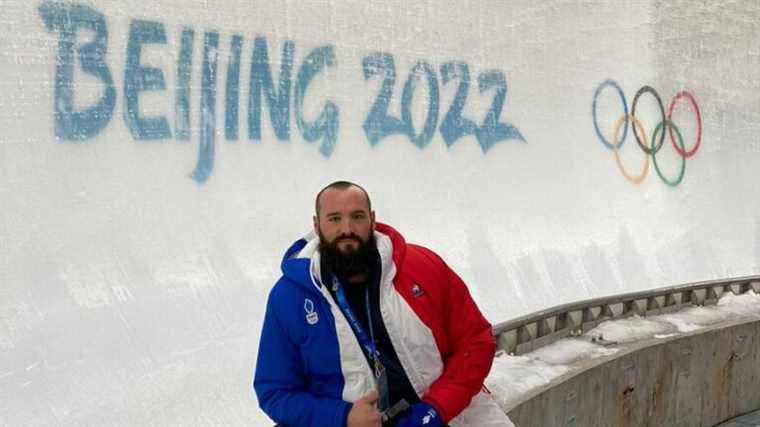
[254,181,511,427]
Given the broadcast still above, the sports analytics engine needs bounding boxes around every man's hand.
[347,390,382,427]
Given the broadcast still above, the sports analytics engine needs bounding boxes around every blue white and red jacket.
[254,223,510,426]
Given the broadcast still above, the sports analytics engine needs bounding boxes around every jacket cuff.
[422,396,450,423]
[338,400,352,427]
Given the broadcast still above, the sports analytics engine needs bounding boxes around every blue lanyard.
[331,276,379,360]
[331,275,390,412]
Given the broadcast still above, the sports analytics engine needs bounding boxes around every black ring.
[630,85,666,155]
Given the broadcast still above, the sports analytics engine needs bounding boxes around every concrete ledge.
[504,316,760,427]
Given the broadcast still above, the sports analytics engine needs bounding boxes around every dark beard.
[318,232,378,284]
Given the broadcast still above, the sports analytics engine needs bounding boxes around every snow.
[486,291,760,411]
[1,0,759,425]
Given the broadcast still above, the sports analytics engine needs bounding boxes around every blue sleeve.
[253,284,352,427]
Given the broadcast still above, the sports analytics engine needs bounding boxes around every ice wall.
[1,1,758,424]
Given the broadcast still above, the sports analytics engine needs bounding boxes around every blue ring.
[592,79,628,150]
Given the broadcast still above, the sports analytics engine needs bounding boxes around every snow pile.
[486,339,617,409]
[486,291,760,410]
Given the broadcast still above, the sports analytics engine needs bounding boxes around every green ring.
[651,119,686,187]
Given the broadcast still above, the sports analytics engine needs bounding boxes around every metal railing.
[492,275,760,355]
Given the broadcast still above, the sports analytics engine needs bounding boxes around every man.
[254,181,510,426]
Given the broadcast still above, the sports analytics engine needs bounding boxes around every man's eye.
[328,217,340,222]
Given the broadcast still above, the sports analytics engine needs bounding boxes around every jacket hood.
[280,222,407,294]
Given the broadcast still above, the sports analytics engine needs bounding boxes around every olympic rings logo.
[592,80,702,186]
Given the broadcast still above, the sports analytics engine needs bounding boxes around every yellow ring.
[611,115,649,184]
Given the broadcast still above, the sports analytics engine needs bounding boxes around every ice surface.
[1,0,759,424]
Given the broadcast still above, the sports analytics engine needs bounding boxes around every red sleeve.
[418,252,496,422]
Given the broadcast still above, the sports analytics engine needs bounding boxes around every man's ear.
[313,215,319,234]
[370,211,376,230]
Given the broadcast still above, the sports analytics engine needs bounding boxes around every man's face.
[314,186,375,254]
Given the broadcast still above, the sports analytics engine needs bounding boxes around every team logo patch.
[411,283,424,297]
[304,298,319,325]
[422,408,436,424]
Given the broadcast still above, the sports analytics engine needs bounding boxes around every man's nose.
[338,218,352,234]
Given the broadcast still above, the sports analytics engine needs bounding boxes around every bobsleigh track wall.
[495,276,760,426]
[1,1,759,424]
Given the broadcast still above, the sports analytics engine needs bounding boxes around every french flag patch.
[411,283,424,297]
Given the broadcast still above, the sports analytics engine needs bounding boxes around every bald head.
[314,181,372,217]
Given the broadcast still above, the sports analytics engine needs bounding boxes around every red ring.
[667,91,702,158]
